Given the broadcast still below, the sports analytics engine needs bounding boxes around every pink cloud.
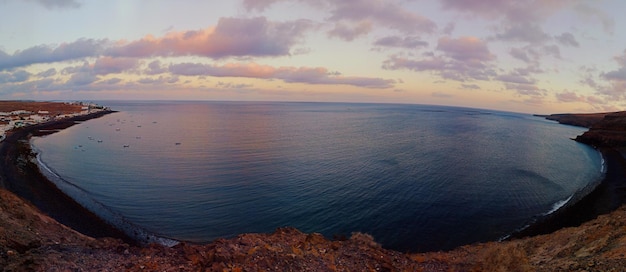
[505,83,545,97]
[382,35,555,95]
[555,90,584,102]
[216,82,254,89]
[61,62,91,75]
[106,17,313,59]
[382,55,446,71]
[169,62,395,88]
[0,16,314,71]
[440,0,570,23]
[496,74,536,85]
[145,60,168,75]
[0,39,107,71]
[66,72,98,86]
[93,57,138,75]
[328,21,372,41]
[580,75,598,89]
[100,78,123,85]
[169,62,276,78]
[555,90,606,105]
[440,0,513,19]
[373,36,429,49]
[241,0,283,11]
[383,37,497,82]
[383,54,496,82]
[494,66,548,97]
[542,45,561,59]
[0,78,55,94]
[137,76,179,85]
[510,47,535,63]
[437,36,495,62]
[601,50,626,82]
[243,0,436,35]
[329,0,436,34]
[597,50,626,100]
[36,68,57,78]
[440,0,592,49]
[603,67,626,81]
[494,23,550,43]
[585,95,605,104]
[0,70,31,83]
[509,45,563,67]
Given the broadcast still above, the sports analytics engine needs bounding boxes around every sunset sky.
[1,0,626,113]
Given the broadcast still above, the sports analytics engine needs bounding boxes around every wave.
[33,146,179,247]
[601,156,606,173]
[499,196,574,242]
[501,150,607,242]
[35,151,61,180]
[543,195,574,216]
[537,150,606,218]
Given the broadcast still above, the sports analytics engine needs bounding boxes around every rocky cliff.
[574,112,626,149]
[536,112,610,128]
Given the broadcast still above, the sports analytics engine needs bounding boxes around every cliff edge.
[536,112,610,128]
[574,112,626,149]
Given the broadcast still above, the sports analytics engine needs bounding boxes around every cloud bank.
[1,0,623,112]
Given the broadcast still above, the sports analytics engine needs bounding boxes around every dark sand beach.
[0,110,132,243]
[510,147,626,239]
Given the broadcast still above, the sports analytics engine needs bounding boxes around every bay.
[32,101,604,252]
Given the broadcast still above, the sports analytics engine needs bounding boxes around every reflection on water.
[33,101,603,252]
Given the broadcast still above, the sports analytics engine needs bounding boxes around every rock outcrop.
[537,112,611,128]
[541,111,626,148]
[574,112,626,148]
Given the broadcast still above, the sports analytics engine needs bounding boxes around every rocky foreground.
[2,106,626,271]
[2,186,626,271]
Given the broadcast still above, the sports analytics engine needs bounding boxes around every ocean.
[31,101,604,252]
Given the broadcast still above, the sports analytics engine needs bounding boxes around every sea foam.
[543,195,574,216]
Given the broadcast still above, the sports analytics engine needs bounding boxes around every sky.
[1,0,626,114]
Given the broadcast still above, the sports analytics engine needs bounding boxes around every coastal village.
[0,101,107,142]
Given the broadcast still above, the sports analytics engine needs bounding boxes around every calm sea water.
[32,101,604,252]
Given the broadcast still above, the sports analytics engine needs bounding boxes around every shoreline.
[508,147,626,239]
[2,108,625,251]
[1,106,626,269]
[505,112,626,239]
[0,110,134,244]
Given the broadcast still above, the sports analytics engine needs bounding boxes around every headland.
[534,112,611,128]
[1,102,626,270]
